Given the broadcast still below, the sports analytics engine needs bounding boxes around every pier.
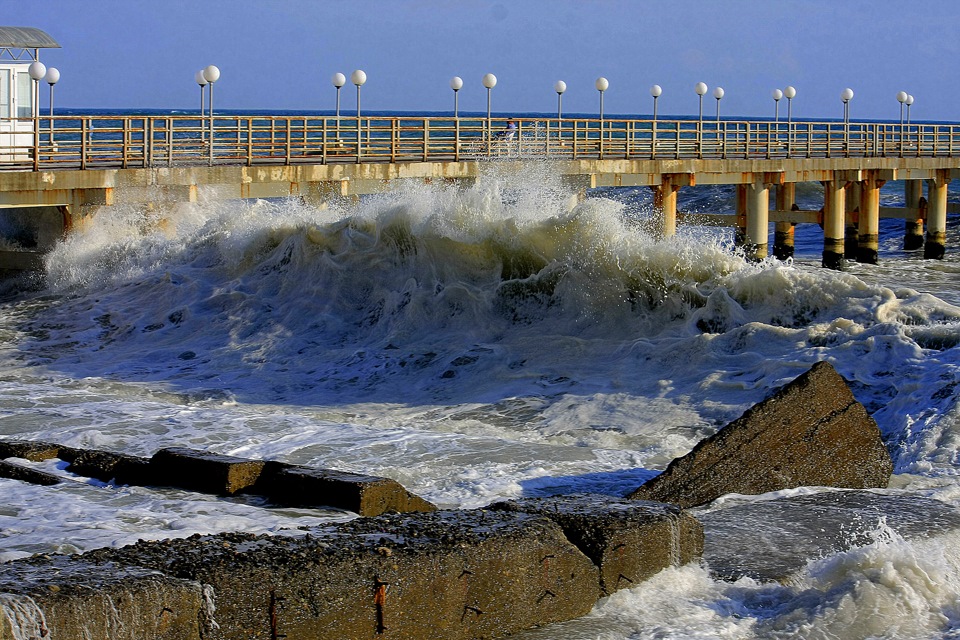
[1,113,958,269]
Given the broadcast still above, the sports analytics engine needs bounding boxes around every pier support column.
[844,182,861,259]
[302,180,349,209]
[904,180,924,250]
[734,184,748,247]
[652,175,680,238]
[774,182,796,260]
[822,179,846,269]
[925,172,949,259]
[856,172,884,264]
[744,179,769,260]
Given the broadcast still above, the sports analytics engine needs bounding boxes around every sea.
[1,109,959,639]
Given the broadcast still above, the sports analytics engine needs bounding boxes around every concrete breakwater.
[0,443,437,518]
[0,498,701,640]
[0,361,908,638]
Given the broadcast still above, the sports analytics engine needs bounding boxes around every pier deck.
[0,114,958,267]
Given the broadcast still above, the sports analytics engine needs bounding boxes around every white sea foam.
[518,526,960,639]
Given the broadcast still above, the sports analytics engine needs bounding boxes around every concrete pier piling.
[822,180,847,270]
[926,172,949,259]
[773,182,796,260]
[844,183,861,259]
[744,180,769,260]
[857,172,883,264]
[904,180,925,250]
[653,174,680,238]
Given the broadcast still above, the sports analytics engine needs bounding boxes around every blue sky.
[9,0,960,121]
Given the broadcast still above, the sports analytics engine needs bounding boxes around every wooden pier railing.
[2,115,959,171]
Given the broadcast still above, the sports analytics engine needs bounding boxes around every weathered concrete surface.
[59,446,153,485]
[0,556,204,640]
[489,494,703,595]
[627,361,893,508]
[77,509,600,640]
[254,462,438,516]
[150,447,266,496]
[0,440,438,516]
[0,460,60,486]
[0,440,61,462]
[698,490,960,582]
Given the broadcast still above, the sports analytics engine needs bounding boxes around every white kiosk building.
[0,26,60,161]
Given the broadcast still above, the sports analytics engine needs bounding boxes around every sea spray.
[0,594,47,640]
[518,525,960,640]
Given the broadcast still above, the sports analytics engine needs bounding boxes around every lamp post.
[332,72,345,138]
[695,82,708,124]
[595,76,608,120]
[351,69,366,120]
[450,76,463,118]
[897,90,907,126]
[28,60,45,106]
[45,67,59,144]
[784,85,796,124]
[351,70,366,158]
[195,70,207,141]
[772,89,782,123]
[482,73,496,140]
[650,84,662,157]
[906,94,914,125]
[596,77,608,152]
[841,87,853,124]
[841,87,854,154]
[202,65,220,165]
[28,61,46,159]
[784,86,796,153]
[554,80,566,120]
[695,82,708,154]
[897,91,907,153]
[713,86,724,122]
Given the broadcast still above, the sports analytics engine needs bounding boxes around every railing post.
[81,117,88,170]
[598,119,604,159]
[285,118,291,165]
[145,118,152,168]
[164,119,171,167]
[357,116,362,163]
[675,122,680,159]
[651,119,657,159]
[121,117,128,169]
[208,114,215,167]
[455,118,460,162]
[33,112,40,171]
[247,118,253,166]
[721,121,726,159]
[322,118,328,164]
[423,119,429,162]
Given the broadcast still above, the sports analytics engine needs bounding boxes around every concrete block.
[59,447,153,485]
[0,556,204,640]
[0,440,61,462]
[255,462,437,516]
[628,361,893,508]
[150,447,265,495]
[489,494,703,594]
[83,509,600,640]
[0,460,60,486]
